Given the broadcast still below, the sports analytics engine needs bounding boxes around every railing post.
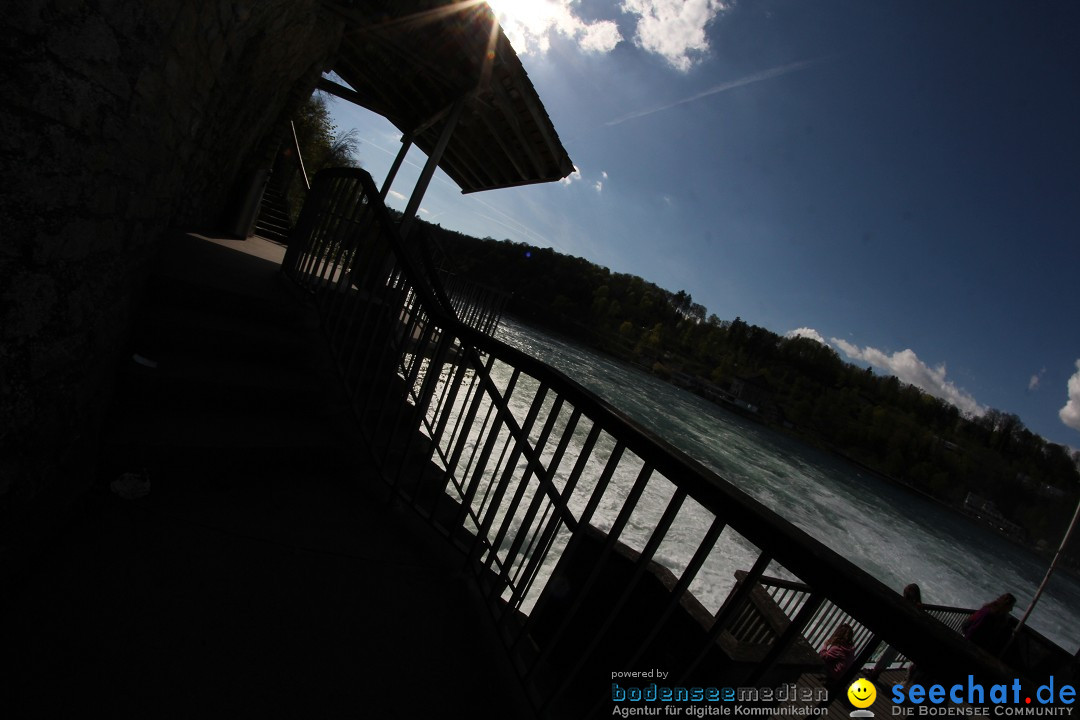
[743,592,825,686]
[381,134,412,200]
[674,552,772,686]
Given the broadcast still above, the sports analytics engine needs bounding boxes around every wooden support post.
[399,96,465,241]
[380,134,412,200]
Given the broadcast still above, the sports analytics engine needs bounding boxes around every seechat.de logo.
[849,678,877,717]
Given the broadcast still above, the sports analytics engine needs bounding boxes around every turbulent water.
[494,317,1080,654]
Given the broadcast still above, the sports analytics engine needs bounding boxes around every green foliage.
[293,93,361,176]
[281,93,362,222]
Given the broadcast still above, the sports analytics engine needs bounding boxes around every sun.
[486,0,556,28]
[484,0,562,52]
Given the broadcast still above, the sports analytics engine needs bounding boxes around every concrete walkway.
[5,233,533,718]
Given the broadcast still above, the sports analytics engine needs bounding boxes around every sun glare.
[486,0,552,28]
[485,0,563,52]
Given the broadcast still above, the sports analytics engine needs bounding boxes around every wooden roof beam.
[400,96,465,240]
[329,60,404,126]
[505,64,572,177]
[471,107,533,182]
[440,127,500,191]
[317,77,366,106]
[484,78,547,178]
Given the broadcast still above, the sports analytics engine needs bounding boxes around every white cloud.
[786,327,826,345]
[1029,367,1046,391]
[490,1,621,56]
[594,180,603,192]
[602,171,609,179]
[579,19,622,52]
[1060,360,1080,432]
[490,0,740,71]
[830,339,987,416]
[621,0,727,71]
[388,190,407,201]
[560,164,582,185]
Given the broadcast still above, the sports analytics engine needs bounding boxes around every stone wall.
[0,0,344,575]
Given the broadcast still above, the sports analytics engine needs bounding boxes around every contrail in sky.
[604,58,824,127]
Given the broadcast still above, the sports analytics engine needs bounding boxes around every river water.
[493,317,1080,654]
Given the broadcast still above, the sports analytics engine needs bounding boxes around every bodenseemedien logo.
[849,678,877,717]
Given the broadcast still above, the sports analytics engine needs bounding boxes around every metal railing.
[283,168,1017,717]
[438,271,509,336]
[748,572,974,671]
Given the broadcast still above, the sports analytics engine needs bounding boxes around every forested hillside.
[415,220,1080,551]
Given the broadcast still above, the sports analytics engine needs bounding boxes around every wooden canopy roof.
[322,0,575,194]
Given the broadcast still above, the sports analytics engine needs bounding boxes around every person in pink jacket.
[963,592,1016,652]
[820,623,856,686]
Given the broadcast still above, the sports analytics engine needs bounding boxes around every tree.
[293,93,360,175]
[327,127,361,167]
[672,290,691,315]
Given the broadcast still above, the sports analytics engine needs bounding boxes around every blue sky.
[326,0,1080,449]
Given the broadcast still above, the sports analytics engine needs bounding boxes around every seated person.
[820,623,856,687]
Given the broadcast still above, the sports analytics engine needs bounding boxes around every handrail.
[283,167,1022,715]
[289,120,310,192]
[438,272,509,336]
[743,572,977,670]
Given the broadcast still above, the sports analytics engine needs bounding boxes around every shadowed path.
[5,233,532,718]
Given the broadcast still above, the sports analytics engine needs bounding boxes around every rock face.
[1,0,344,575]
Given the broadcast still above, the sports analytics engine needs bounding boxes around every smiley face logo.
[848,678,876,708]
